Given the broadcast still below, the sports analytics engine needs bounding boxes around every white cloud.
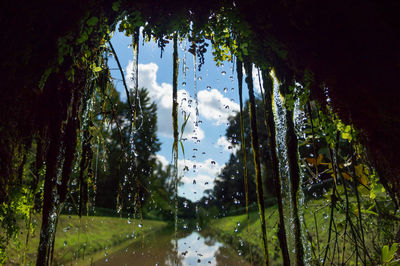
[126,62,204,140]
[197,89,239,125]
[178,158,222,191]
[215,136,239,153]
[178,158,221,178]
[156,154,169,169]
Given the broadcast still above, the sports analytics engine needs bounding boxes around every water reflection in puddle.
[93,230,249,265]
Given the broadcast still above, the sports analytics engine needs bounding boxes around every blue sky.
[108,30,262,202]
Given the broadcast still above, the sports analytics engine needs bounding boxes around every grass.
[5,214,167,265]
[207,203,285,264]
[206,197,390,265]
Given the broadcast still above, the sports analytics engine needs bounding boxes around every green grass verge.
[5,214,167,265]
[206,199,353,265]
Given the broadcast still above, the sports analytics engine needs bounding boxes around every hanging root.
[172,33,179,259]
[261,69,290,265]
[236,58,253,264]
[281,77,305,266]
[244,60,269,265]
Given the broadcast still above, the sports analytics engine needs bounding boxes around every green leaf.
[357,185,370,196]
[66,68,75,82]
[383,243,399,263]
[390,243,399,260]
[383,245,390,262]
[180,141,185,159]
[112,1,120,12]
[180,113,190,136]
[93,66,102,72]
[361,209,378,216]
[370,188,376,199]
[77,32,88,44]
[87,16,99,26]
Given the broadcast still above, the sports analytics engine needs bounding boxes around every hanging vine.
[244,60,269,265]
[260,69,290,265]
[236,58,253,264]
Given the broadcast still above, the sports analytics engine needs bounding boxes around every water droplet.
[182,82,186,86]
[193,179,196,184]
[198,76,202,81]
[138,223,143,228]
[223,87,228,93]
[207,85,211,90]
[221,71,226,75]
[64,241,67,246]
[323,213,329,219]
[211,161,216,165]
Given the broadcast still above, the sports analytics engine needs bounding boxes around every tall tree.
[95,88,160,213]
[211,97,275,211]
